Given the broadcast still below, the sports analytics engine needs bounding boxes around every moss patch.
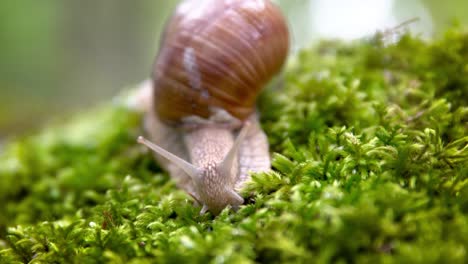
[1,28,467,263]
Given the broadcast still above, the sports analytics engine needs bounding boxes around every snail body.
[138,0,289,215]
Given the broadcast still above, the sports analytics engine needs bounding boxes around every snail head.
[138,122,251,215]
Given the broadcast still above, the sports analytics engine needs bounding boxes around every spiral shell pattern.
[152,0,289,124]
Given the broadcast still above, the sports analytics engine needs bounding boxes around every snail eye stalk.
[218,122,251,179]
[137,136,201,180]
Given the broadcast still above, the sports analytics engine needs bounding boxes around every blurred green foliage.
[0,27,467,262]
[0,1,61,134]
[0,1,177,137]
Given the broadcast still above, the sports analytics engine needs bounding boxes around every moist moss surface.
[1,29,467,263]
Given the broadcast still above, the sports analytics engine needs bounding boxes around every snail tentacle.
[200,204,209,215]
[218,121,251,182]
[137,136,201,180]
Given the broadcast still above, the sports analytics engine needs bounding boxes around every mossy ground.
[1,28,467,263]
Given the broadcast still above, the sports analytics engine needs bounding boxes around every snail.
[137,0,289,215]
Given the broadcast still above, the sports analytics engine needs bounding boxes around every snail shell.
[138,0,289,215]
[153,0,289,124]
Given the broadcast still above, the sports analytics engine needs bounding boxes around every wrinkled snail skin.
[142,102,270,215]
[138,0,289,215]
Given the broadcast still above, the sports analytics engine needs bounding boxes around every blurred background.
[0,0,467,141]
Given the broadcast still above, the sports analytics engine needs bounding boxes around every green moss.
[1,28,467,263]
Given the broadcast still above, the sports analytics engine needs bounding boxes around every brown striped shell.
[152,0,289,124]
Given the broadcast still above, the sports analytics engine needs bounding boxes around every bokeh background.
[0,0,467,141]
